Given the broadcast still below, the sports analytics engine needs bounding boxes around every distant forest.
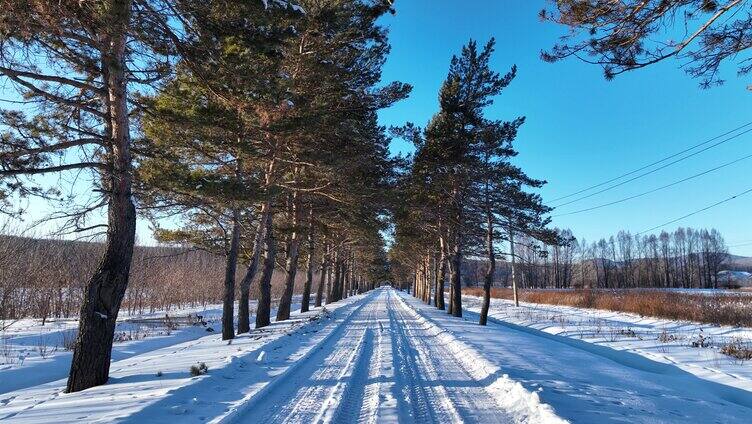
[463,227,744,290]
[0,234,311,321]
[1,226,744,321]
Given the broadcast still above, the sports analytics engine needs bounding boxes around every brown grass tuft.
[463,287,752,327]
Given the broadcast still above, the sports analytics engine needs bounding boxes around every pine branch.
[0,138,103,160]
[0,162,106,176]
[0,71,106,118]
[0,66,104,95]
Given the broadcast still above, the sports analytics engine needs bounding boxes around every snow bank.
[462,294,752,394]
[0,295,363,423]
[393,293,567,424]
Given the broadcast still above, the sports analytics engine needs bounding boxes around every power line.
[550,127,752,208]
[548,120,752,204]
[552,151,752,217]
[636,187,752,235]
[728,241,752,248]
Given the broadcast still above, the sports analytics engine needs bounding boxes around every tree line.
[0,233,229,322]
[388,39,560,326]
[508,227,730,290]
[0,0,403,393]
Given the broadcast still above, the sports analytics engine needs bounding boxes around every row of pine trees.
[0,0,560,395]
[0,0,406,392]
[388,40,559,325]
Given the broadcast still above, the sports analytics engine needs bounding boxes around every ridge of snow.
[394,293,567,423]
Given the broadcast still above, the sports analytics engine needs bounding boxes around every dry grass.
[720,339,752,361]
[463,287,752,327]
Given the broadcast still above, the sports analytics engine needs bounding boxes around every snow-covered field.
[1,287,751,423]
[462,294,752,393]
[0,297,303,395]
[1,304,224,394]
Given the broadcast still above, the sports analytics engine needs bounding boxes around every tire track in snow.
[387,291,515,423]
[386,292,446,423]
[232,291,386,423]
[329,302,385,423]
[314,303,378,423]
[232,288,520,423]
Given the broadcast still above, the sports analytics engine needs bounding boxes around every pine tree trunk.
[221,210,242,340]
[329,252,337,302]
[437,242,447,310]
[425,256,432,304]
[238,206,270,334]
[315,244,328,307]
[342,257,349,299]
[447,266,454,315]
[479,212,495,326]
[509,221,519,307]
[256,215,276,329]
[277,194,302,322]
[450,240,463,317]
[325,256,333,304]
[331,255,341,302]
[300,215,314,313]
[66,5,136,392]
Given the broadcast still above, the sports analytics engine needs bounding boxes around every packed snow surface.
[2,287,752,423]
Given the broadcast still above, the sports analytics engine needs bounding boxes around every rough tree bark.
[238,206,270,334]
[447,265,455,315]
[276,192,302,321]
[425,256,432,304]
[315,242,328,307]
[436,236,447,310]
[450,188,463,317]
[66,2,137,392]
[256,215,276,329]
[327,251,338,302]
[449,242,463,317]
[331,254,342,302]
[342,255,349,300]
[221,209,242,340]
[479,211,495,326]
[300,212,314,313]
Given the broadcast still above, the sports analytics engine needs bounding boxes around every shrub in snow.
[690,330,711,348]
[720,338,752,362]
[61,329,77,351]
[37,334,55,358]
[156,371,164,377]
[658,329,680,343]
[189,362,209,376]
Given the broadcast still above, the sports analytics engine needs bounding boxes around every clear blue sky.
[378,1,752,256]
[4,1,751,256]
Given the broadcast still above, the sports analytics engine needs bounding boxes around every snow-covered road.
[234,289,520,423]
[3,287,752,423]
[230,287,752,423]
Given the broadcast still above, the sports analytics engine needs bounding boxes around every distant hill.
[726,255,752,268]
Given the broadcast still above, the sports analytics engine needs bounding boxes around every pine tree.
[137,72,265,340]
[0,0,188,392]
[391,39,559,322]
[138,0,298,335]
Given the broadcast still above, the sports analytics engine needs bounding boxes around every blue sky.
[4,1,751,256]
[378,1,752,256]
